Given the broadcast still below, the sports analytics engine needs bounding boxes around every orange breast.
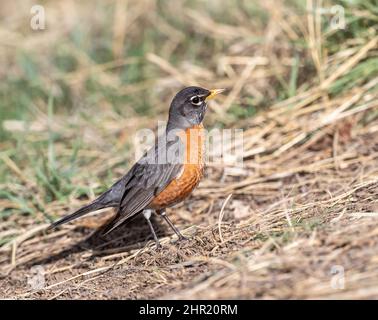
[149,124,205,209]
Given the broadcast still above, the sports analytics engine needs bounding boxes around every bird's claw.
[176,234,189,243]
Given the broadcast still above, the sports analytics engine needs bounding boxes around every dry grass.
[0,0,378,299]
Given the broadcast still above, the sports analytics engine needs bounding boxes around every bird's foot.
[177,234,188,242]
[154,240,162,250]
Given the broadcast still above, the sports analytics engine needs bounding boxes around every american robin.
[49,86,225,248]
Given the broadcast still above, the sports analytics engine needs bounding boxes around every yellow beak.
[206,88,226,100]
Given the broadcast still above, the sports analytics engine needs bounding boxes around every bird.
[48,86,225,248]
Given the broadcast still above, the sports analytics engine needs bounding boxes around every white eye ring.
[190,95,202,106]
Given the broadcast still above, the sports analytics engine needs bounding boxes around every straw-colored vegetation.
[0,0,377,299]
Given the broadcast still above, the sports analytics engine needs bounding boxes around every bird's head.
[167,86,225,130]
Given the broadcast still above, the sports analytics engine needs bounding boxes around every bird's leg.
[143,209,161,249]
[158,209,187,241]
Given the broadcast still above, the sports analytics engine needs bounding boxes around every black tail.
[100,209,142,236]
[48,189,119,230]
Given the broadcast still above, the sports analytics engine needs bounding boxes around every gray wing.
[102,135,184,234]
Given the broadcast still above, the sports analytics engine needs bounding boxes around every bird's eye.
[190,96,202,106]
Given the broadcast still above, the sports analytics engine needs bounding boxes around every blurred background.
[0,0,378,299]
